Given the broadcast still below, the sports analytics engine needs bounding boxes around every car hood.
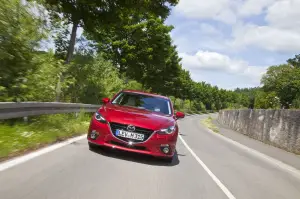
[100,104,174,130]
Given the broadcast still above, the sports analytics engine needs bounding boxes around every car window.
[112,92,172,115]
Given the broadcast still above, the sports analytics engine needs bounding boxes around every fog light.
[160,144,170,154]
[90,130,99,140]
[162,147,170,154]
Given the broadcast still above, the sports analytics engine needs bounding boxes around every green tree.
[0,0,47,101]
[65,53,124,104]
[40,0,178,101]
[287,54,300,68]
[41,0,177,64]
[52,18,70,60]
[183,100,191,113]
[261,64,300,108]
[254,91,280,109]
[193,101,206,112]
[291,94,300,109]
[122,80,146,91]
[178,70,193,100]
[25,51,66,102]
[92,15,183,96]
[234,87,260,109]
[173,98,183,111]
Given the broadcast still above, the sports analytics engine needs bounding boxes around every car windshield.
[111,92,172,115]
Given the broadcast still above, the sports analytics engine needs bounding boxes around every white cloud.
[173,0,300,53]
[230,23,300,52]
[179,51,267,86]
[180,51,246,72]
[198,23,220,35]
[175,0,237,24]
[238,0,276,17]
[266,0,300,30]
[172,35,228,54]
[170,21,229,53]
[233,0,300,52]
[175,0,277,21]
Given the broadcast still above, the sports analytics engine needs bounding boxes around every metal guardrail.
[0,102,100,120]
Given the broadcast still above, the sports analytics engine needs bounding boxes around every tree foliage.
[37,0,179,101]
[90,14,183,96]
[287,54,300,68]
[25,51,65,101]
[254,91,280,109]
[261,64,300,108]
[41,0,178,63]
[0,0,47,101]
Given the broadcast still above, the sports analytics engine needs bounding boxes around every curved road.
[1,115,300,199]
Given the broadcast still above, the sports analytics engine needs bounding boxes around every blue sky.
[164,0,300,89]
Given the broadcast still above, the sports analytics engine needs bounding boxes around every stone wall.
[218,109,300,154]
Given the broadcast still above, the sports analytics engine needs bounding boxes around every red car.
[87,90,185,162]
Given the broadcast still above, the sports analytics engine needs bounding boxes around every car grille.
[109,122,154,143]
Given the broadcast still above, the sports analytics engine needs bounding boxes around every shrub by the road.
[0,112,91,161]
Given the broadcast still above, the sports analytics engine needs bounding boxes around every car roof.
[122,90,170,100]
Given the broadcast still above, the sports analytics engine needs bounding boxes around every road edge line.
[179,135,236,199]
[201,124,300,180]
[0,135,86,172]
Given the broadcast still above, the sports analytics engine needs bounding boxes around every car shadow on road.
[89,146,180,167]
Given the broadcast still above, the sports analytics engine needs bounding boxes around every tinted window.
[112,92,172,115]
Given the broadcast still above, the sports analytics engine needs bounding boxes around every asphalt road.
[1,115,300,199]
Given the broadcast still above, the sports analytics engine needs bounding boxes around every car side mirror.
[102,97,110,104]
[175,111,185,120]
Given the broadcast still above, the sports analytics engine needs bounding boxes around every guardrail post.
[23,116,28,123]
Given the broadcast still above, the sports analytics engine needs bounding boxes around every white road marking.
[179,135,236,199]
[202,126,300,180]
[0,135,86,172]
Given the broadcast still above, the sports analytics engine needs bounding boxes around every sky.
[165,0,300,89]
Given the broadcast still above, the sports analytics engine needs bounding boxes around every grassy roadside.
[201,116,219,133]
[0,112,91,162]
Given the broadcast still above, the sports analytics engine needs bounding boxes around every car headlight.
[95,112,107,123]
[158,126,176,135]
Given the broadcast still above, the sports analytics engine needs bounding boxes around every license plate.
[115,129,144,141]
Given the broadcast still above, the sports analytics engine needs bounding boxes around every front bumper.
[87,118,177,158]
